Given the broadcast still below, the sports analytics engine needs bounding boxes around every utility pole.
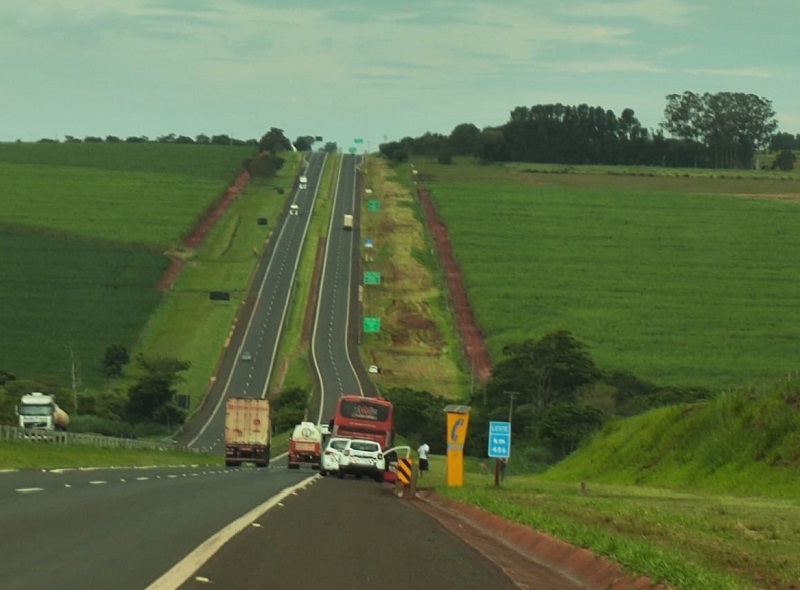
[503,390,520,423]
[66,343,80,414]
[494,391,519,486]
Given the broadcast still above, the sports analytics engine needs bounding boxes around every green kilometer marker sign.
[364,271,381,285]
[363,317,381,333]
[368,199,380,211]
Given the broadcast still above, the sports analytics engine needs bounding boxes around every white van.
[289,204,299,216]
[299,175,308,189]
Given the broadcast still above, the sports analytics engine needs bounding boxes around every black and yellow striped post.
[396,457,413,497]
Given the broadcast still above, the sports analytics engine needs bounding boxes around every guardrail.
[0,425,201,453]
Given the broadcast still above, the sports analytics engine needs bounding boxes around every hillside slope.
[542,375,800,498]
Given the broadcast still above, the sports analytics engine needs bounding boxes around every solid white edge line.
[145,474,317,590]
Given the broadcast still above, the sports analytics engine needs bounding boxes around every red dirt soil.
[155,169,252,291]
[417,187,493,382]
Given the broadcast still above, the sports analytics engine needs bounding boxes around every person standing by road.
[417,442,430,478]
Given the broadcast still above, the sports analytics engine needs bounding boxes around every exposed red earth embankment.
[417,187,493,382]
[155,169,251,291]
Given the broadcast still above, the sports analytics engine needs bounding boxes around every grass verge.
[428,455,797,590]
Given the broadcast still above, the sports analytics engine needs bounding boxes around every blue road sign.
[488,421,511,458]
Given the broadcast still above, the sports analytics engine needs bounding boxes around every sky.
[2,0,798,149]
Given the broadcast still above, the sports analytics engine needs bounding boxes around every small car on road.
[337,439,386,482]
[319,436,350,476]
[240,351,253,361]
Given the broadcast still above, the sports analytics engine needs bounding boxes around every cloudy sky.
[2,0,797,149]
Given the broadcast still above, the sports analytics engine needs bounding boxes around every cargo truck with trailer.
[225,397,272,467]
[343,214,353,229]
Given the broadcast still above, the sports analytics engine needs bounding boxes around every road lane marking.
[146,475,317,590]
[15,487,44,494]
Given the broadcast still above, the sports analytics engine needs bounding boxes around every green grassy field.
[0,142,257,390]
[132,151,304,408]
[0,141,253,179]
[0,227,167,387]
[413,159,800,389]
[358,156,466,397]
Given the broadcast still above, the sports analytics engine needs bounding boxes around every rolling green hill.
[0,142,257,389]
[542,375,800,497]
[413,158,800,390]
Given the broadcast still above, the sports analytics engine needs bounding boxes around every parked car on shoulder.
[337,439,386,482]
[319,436,350,476]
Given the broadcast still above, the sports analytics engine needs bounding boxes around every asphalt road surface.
[175,476,520,590]
[181,151,327,452]
[0,465,311,590]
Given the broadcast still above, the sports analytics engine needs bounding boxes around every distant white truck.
[17,392,69,431]
[299,175,308,189]
[343,214,354,230]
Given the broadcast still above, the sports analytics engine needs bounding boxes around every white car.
[337,439,386,482]
[319,437,350,476]
[368,364,380,374]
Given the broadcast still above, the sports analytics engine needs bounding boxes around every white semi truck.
[17,392,70,431]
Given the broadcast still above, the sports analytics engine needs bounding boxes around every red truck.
[287,421,323,470]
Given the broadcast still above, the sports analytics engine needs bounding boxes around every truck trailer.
[225,397,272,467]
[343,214,353,230]
[17,392,69,431]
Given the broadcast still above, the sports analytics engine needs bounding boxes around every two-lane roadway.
[184,151,327,452]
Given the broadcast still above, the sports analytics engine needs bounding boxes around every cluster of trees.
[42,134,259,146]
[380,91,793,170]
[0,347,189,438]
[33,129,341,155]
[384,331,709,469]
[770,132,800,151]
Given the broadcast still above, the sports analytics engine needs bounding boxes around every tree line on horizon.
[379,91,798,171]
[23,128,340,155]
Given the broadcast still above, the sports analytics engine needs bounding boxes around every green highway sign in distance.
[364,271,381,285]
[368,200,380,211]
[349,147,357,154]
[354,138,364,143]
[364,317,381,332]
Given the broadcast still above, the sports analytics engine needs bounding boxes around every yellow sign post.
[444,405,470,487]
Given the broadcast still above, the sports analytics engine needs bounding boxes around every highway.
[179,150,327,452]
[0,465,313,590]
[310,152,375,425]
[0,152,550,590]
